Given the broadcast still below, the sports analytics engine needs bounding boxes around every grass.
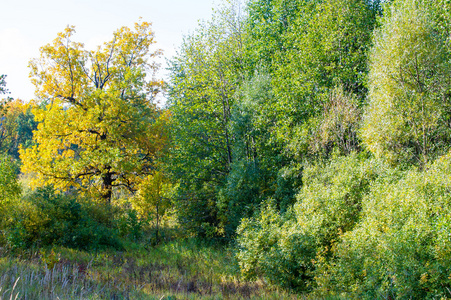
[0,238,299,299]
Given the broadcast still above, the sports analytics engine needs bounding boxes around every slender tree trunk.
[101,171,113,204]
[156,200,160,244]
[221,95,232,168]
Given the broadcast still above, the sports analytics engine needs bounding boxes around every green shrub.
[320,151,451,299]
[237,153,384,290]
[117,207,144,242]
[237,201,315,290]
[5,186,122,250]
[294,153,383,249]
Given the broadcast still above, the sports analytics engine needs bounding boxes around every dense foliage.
[21,22,168,203]
[1,0,451,298]
[167,0,451,297]
[362,0,451,166]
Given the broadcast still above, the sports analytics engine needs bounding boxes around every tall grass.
[0,239,298,299]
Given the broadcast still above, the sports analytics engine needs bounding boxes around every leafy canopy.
[21,21,168,203]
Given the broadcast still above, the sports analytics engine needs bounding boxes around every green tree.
[0,99,37,159]
[244,0,302,71]
[362,0,451,166]
[21,21,168,203]
[0,75,9,95]
[0,154,20,204]
[168,1,247,237]
[218,70,298,237]
[245,0,379,158]
[243,0,380,162]
[0,154,21,245]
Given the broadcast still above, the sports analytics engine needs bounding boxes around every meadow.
[0,237,299,300]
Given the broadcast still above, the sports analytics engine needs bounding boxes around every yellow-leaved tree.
[132,171,174,243]
[21,21,169,203]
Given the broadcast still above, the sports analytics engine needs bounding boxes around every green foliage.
[269,0,379,153]
[0,154,20,204]
[289,85,362,159]
[0,154,21,245]
[319,151,451,299]
[237,154,383,291]
[294,153,382,249]
[4,186,122,250]
[117,208,144,242]
[362,0,451,165]
[168,2,246,238]
[168,0,380,243]
[218,70,296,238]
[237,202,316,290]
[0,100,37,159]
[244,0,302,71]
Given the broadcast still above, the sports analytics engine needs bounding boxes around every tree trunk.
[156,198,160,244]
[101,171,113,204]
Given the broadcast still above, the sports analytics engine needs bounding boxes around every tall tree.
[21,21,168,203]
[246,0,380,158]
[362,0,451,165]
[273,0,380,153]
[168,0,247,237]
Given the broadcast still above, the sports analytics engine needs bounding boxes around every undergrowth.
[0,238,299,299]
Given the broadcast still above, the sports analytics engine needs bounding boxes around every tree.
[0,75,9,95]
[0,154,20,204]
[361,0,451,165]
[21,21,168,203]
[168,1,247,237]
[132,171,173,243]
[0,154,21,245]
[218,69,298,237]
[0,99,37,159]
[244,0,302,71]
[0,75,12,120]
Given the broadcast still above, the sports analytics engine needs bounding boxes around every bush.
[236,153,384,290]
[5,186,122,250]
[319,151,451,299]
[294,153,384,249]
[236,201,315,290]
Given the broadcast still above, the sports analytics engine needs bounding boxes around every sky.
[0,0,218,101]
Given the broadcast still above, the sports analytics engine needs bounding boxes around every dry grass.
[0,240,299,299]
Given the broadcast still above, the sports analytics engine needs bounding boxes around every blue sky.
[0,0,218,101]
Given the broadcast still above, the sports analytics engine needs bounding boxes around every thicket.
[233,0,451,298]
[0,159,142,250]
[168,0,451,297]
